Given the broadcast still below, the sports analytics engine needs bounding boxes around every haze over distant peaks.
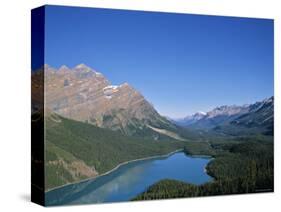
[173,96,273,135]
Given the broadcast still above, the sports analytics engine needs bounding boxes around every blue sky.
[43,5,274,118]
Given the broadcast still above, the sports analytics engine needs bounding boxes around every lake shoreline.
[46,148,185,193]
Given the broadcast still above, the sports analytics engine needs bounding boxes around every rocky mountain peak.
[43,64,178,140]
[59,65,70,70]
[185,112,206,120]
[206,105,248,118]
[44,64,50,69]
[57,65,71,75]
[74,63,91,70]
[263,96,273,104]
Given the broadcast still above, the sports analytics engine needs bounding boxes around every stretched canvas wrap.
[31,5,274,206]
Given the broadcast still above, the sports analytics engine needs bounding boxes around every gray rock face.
[175,112,206,126]
[174,97,273,136]
[176,105,249,128]
[205,105,249,119]
[229,97,273,135]
[34,64,178,139]
[45,64,110,123]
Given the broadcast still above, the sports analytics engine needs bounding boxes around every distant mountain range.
[174,111,207,126]
[32,64,183,141]
[173,97,274,136]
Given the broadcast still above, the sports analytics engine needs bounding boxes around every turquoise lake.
[45,152,212,206]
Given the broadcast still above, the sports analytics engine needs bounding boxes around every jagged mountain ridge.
[191,105,249,129]
[227,96,274,135]
[174,97,274,135]
[176,105,249,128]
[174,112,206,126]
[32,64,182,141]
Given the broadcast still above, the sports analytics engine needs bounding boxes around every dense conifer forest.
[133,138,273,200]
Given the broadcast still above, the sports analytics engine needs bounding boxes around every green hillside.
[45,113,182,190]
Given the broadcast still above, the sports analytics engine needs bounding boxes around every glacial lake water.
[45,152,212,206]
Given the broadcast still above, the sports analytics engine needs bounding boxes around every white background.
[0,0,280,211]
